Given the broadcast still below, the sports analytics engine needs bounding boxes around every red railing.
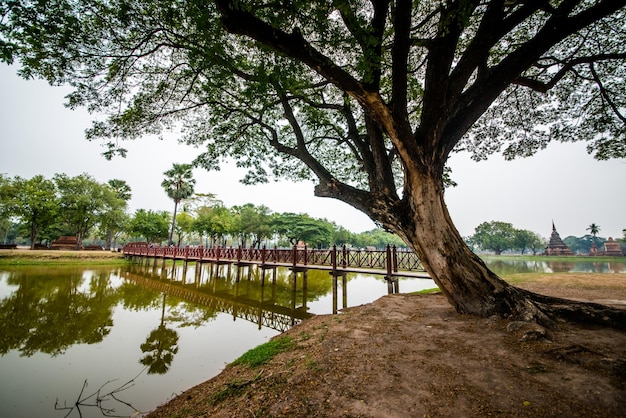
[122,243,426,276]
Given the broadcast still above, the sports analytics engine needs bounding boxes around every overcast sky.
[1,63,624,240]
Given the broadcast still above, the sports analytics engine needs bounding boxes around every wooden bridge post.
[196,246,203,282]
[385,244,392,277]
[392,245,398,273]
[391,245,399,293]
[304,244,308,266]
[260,245,267,286]
[331,244,337,276]
[182,248,188,282]
[261,245,266,268]
[342,245,347,269]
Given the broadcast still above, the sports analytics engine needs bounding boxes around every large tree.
[2,1,625,327]
[271,212,334,248]
[128,209,170,244]
[100,179,132,250]
[232,203,273,248]
[7,175,58,249]
[472,221,517,255]
[193,205,234,247]
[54,173,109,248]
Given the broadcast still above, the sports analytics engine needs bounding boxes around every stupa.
[604,238,624,256]
[544,222,574,256]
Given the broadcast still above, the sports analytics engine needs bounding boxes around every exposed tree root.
[510,287,626,331]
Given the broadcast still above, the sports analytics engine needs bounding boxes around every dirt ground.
[144,273,626,418]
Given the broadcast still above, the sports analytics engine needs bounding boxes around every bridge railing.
[122,243,425,273]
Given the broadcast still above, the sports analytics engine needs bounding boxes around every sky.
[1,63,625,240]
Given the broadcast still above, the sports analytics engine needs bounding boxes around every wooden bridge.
[122,243,429,279]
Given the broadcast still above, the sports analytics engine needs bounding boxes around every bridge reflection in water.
[122,261,360,332]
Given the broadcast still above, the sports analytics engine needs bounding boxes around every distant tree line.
[0,173,405,250]
[122,198,407,250]
[468,220,626,255]
[0,173,131,249]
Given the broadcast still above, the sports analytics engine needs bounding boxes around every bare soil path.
[146,273,626,418]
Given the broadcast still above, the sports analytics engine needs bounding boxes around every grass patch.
[305,355,322,372]
[231,336,295,368]
[411,288,440,295]
[0,257,128,266]
[0,250,127,265]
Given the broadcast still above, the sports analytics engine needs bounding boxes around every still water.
[0,263,434,418]
[484,258,626,275]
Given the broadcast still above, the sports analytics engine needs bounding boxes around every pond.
[483,258,626,275]
[0,263,434,418]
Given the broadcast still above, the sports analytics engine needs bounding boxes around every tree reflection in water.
[139,293,179,374]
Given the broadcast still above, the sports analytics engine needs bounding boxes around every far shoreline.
[0,248,127,265]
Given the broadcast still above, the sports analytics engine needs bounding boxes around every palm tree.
[587,223,601,251]
[161,163,196,246]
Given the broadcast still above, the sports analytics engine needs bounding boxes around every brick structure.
[603,237,624,256]
[544,222,574,256]
[50,236,78,250]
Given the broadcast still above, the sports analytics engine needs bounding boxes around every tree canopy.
[471,221,546,255]
[2,0,625,327]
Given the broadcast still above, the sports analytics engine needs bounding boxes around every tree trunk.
[391,168,626,329]
[168,199,179,246]
[29,223,38,250]
[105,230,113,250]
[76,231,84,249]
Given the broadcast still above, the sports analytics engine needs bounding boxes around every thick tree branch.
[419,0,479,156]
[589,62,626,125]
[334,0,389,89]
[390,0,411,126]
[513,52,626,93]
[442,0,626,155]
[213,0,400,142]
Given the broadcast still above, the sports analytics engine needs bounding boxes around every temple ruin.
[603,237,624,256]
[544,222,574,256]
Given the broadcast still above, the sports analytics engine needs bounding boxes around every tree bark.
[397,168,511,316]
[29,222,38,250]
[382,167,626,330]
